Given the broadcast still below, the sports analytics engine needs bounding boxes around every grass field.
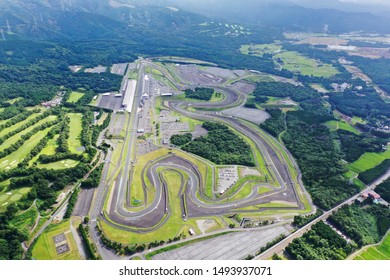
[354,232,390,260]
[348,147,390,173]
[32,219,82,260]
[0,112,42,138]
[101,169,201,244]
[96,112,108,126]
[0,122,57,170]
[0,115,56,152]
[245,75,275,83]
[11,206,38,236]
[37,159,79,170]
[326,120,360,135]
[68,113,83,154]
[240,44,282,57]
[274,51,339,78]
[67,91,85,103]
[0,187,31,212]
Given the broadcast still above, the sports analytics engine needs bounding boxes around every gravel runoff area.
[152,224,291,260]
[222,107,270,125]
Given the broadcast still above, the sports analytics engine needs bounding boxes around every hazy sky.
[340,0,390,4]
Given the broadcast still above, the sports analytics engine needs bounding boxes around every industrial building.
[122,79,137,113]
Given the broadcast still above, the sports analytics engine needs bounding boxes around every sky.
[339,0,390,4]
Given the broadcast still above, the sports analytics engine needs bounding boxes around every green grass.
[101,169,200,244]
[0,187,32,212]
[0,120,57,170]
[11,206,38,236]
[0,115,56,152]
[32,219,82,260]
[354,232,390,260]
[68,113,84,154]
[325,120,360,135]
[128,71,138,80]
[96,112,108,126]
[245,75,275,83]
[0,112,42,138]
[348,148,390,173]
[37,159,79,170]
[67,91,85,103]
[274,51,339,78]
[128,149,169,208]
[6,97,23,104]
[240,44,282,57]
[221,175,263,202]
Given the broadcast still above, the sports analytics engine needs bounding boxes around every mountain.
[166,0,390,34]
[0,0,207,40]
[0,0,390,42]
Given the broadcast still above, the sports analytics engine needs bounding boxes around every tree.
[5,203,19,220]
[0,239,9,260]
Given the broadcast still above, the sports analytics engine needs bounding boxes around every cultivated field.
[348,147,390,173]
[325,120,360,135]
[354,232,390,260]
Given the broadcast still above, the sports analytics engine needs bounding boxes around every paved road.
[89,59,313,259]
[153,224,291,260]
[256,168,390,260]
[98,60,312,230]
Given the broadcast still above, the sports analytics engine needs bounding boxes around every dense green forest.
[328,204,390,247]
[253,81,359,209]
[337,130,386,162]
[286,221,356,260]
[349,57,390,94]
[329,89,390,119]
[170,133,193,146]
[184,88,214,101]
[375,179,390,202]
[182,122,254,166]
[259,109,286,137]
[358,159,390,184]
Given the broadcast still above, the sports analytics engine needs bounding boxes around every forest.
[182,122,254,166]
[375,179,390,202]
[259,109,285,137]
[337,130,386,162]
[358,159,390,184]
[253,81,360,209]
[328,204,390,247]
[184,88,214,101]
[170,133,193,146]
[286,221,356,260]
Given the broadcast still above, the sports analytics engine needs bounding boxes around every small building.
[162,139,169,145]
[355,196,366,204]
[368,191,381,200]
